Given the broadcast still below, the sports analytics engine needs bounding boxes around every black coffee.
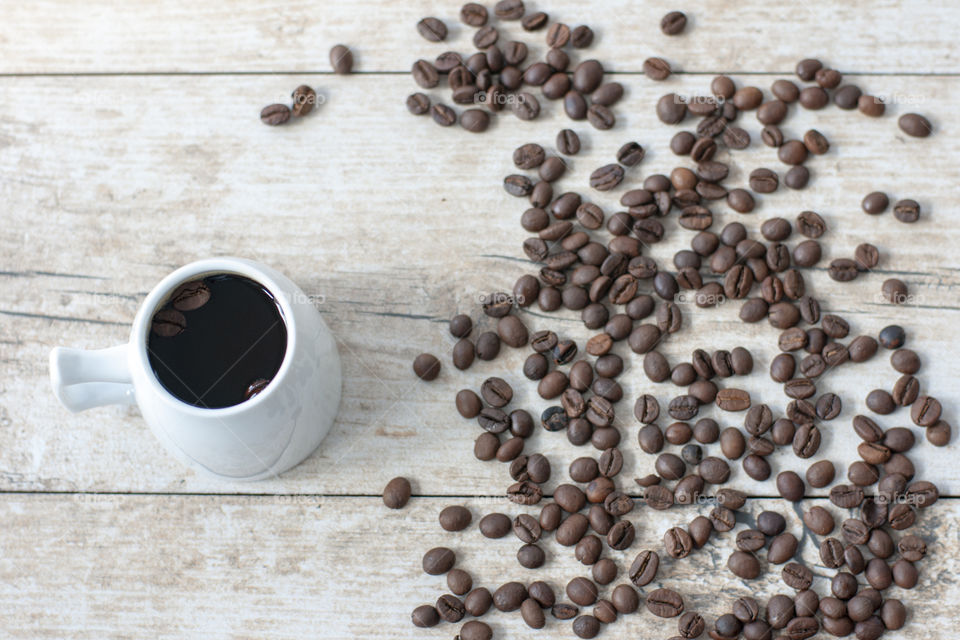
[147,274,287,408]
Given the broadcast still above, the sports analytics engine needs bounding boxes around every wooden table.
[1,1,958,637]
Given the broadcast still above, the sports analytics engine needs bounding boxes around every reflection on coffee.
[147,274,287,408]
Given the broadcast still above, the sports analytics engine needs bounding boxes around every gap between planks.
[2,71,960,78]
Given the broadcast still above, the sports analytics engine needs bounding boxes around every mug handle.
[49,345,136,412]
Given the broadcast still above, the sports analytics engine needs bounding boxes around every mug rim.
[131,257,297,417]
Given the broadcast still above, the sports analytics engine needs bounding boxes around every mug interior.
[133,259,297,416]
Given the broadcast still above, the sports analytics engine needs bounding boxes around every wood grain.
[0,73,957,496]
[0,494,955,638]
[2,1,960,75]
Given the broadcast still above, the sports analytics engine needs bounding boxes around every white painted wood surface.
[1,495,957,639]
[0,1,957,638]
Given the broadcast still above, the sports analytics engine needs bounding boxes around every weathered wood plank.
[2,1,960,75]
[0,494,955,638]
[0,73,956,495]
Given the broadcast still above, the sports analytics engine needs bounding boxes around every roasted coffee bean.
[733,597,761,623]
[911,395,942,426]
[716,388,751,411]
[830,484,864,508]
[768,532,799,564]
[439,505,472,532]
[647,588,684,617]
[736,529,766,552]
[607,520,636,550]
[513,92,541,120]
[644,56,672,80]
[862,191,889,215]
[728,550,761,579]
[803,129,830,154]
[412,59,440,89]
[382,477,412,509]
[590,164,625,191]
[657,93,687,124]
[893,198,921,223]
[777,471,805,501]
[587,104,615,130]
[645,484,674,510]
[663,526,693,559]
[617,141,646,166]
[474,433,499,460]
[417,16,447,41]
[571,25,595,48]
[799,85,828,109]
[423,547,456,575]
[447,569,473,596]
[784,165,810,189]
[406,92,431,116]
[289,85,317,118]
[506,481,542,505]
[782,562,813,590]
[761,124,785,147]
[710,506,736,532]
[259,104,291,126]
[411,604,440,628]
[742,453,771,480]
[899,112,932,137]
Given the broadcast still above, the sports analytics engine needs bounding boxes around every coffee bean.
[493,581,528,613]
[647,588,684,617]
[411,353,441,380]
[423,547,456,575]
[893,198,921,223]
[260,104,291,126]
[494,0,525,19]
[513,92,541,120]
[852,93,884,119]
[777,471,805,501]
[862,191,889,215]
[460,109,490,133]
[657,93,687,124]
[406,92,433,117]
[799,85,828,109]
[782,562,813,590]
[556,129,581,155]
[783,166,810,189]
[728,550,761,579]
[769,532,799,564]
[899,113,932,137]
[911,395,942,427]
[431,103,457,126]
[286,85,317,118]
[417,17,447,41]
[716,388,751,411]
[438,505,472,532]
[644,56,672,80]
[645,484,674,510]
[506,480,542,505]
[411,604,440,628]
[830,483,865,509]
[572,614,600,639]
[589,164,624,191]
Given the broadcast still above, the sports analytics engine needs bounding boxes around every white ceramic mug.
[49,257,342,481]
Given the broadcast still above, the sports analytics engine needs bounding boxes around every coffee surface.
[147,274,287,408]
